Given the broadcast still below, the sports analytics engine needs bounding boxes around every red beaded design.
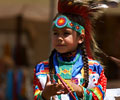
[70,23,74,27]
[76,26,80,30]
[57,17,66,26]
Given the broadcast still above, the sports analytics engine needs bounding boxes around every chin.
[56,50,68,54]
[57,51,67,54]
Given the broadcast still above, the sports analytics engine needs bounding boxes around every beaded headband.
[52,15,85,35]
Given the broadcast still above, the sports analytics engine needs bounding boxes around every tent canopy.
[0,0,50,21]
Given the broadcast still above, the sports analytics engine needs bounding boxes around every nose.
[58,35,63,43]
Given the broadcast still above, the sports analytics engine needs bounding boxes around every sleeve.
[81,64,107,100]
[33,65,44,100]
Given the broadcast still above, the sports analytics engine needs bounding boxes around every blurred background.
[0,0,120,100]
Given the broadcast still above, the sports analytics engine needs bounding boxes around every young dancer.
[33,0,107,100]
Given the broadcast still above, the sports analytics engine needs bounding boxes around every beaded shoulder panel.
[35,60,49,76]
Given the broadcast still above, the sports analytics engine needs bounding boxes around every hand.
[68,81,83,97]
[42,74,69,100]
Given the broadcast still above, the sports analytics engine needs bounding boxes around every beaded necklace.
[57,52,80,79]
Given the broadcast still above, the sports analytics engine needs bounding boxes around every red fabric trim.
[33,68,43,100]
[33,68,43,91]
[92,92,99,100]
[98,70,107,92]
[92,69,107,100]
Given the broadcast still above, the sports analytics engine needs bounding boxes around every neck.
[59,50,77,62]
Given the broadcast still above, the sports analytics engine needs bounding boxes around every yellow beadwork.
[59,68,72,75]
[81,67,84,78]
[58,78,74,91]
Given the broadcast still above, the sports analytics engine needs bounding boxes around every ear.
[78,34,85,44]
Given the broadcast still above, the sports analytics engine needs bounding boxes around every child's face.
[52,27,84,53]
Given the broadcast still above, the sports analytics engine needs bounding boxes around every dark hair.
[49,12,101,88]
[49,49,56,83]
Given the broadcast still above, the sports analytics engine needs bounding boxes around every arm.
[82,69,107,100]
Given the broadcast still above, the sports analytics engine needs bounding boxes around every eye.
[64,32,70,37]
[53,32,58,36]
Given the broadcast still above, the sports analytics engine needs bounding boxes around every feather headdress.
[57,0,119,59]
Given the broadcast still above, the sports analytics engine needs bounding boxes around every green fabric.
[53,74,58,82]
[57,53,80,79]
[83,87,92,100]
[57,95,61,100]
[37,91,44,100]
[58,64,73,79]
[80,78,85,85]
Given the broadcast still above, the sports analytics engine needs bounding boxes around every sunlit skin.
[42,27,85,100]
[52,27,84,53]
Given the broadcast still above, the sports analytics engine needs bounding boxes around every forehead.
[52,27,78,36]
[53,27,73,32]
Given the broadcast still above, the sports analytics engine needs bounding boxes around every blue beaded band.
[52,15,85,35]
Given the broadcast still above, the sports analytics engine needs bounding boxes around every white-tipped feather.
[93,4,109,9]
[60,0,119,19]
[71,0,120,8]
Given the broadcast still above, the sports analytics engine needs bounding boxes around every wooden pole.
[49,0,56,51]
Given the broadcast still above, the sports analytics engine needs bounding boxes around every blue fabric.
[88,60,103,76]
[17,69,23,95]
[35,63,44,73]
[6,70,13,100]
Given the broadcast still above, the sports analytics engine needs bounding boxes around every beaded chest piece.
[57,52,80,79]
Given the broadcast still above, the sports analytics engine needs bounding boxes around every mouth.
[56,44,66,46]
